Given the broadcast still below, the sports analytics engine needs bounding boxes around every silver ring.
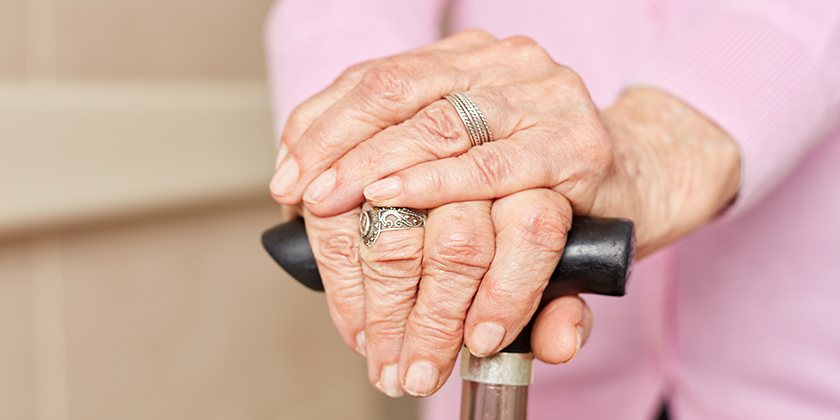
[360,207,426,247]
[444,91,494,147]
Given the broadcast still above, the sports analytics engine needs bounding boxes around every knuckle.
[358,58,415,113]
[514,203,571,253]
[416,292,466,327]
[366,316,406,341]
[557,65,584,86]
[545,66,586,97]
[363,261,422,286]
[337,61,373,87]
[499,35,553,64]
[286,103,307,128]
[327,284,364,312]
[409,292,473,351]
[552,68,595,106]
[500,35,539,49]
[362,237,423,284]
[423,164,447,196]
[409,315,465,351]
[482,278,542,313]
[282,104,313,142]
[412,104,467,155]
[426,229,493,278]
[317,230,360,268]
[465,147,509,193]
[366,234,424,263]
[296,123,332,168]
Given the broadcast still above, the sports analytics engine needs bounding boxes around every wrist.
[599,87,741,257]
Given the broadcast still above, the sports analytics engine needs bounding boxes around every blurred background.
[0,0,417,418]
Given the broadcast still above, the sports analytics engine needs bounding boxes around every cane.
[262,216,635,420]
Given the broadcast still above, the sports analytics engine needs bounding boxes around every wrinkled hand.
[274,31,591,398]
[271,29,740,397]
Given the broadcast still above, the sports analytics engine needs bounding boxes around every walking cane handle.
[261,216,634,353]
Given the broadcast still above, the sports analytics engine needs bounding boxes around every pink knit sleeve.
[628,0,840,216]
[264,0,447,140]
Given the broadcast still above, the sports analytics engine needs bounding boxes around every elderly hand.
[299,189,590,398]
[276,31,587,398]
[271,30,740,397]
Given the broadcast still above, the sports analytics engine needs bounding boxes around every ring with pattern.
[360,207,426,247]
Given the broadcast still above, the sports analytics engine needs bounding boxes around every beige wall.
[0,0,271,79]
[0,0,419,418]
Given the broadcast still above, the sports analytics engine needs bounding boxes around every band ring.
[444,91,494,147]
[360,207,426,247]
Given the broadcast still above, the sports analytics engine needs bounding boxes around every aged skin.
[270,30,740,397]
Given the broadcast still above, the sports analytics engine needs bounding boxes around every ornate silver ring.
[444,91,494,147]
[360,207,426,247]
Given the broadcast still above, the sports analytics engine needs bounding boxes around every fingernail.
[376,364,403,398]
[569,325,584,362]
[469,322,506,357]
[364,177,402,201]
[355,330,366,357]
[303,168,336,205]
[404,361,440,397]
[275,143,288,170]
[270,158,299,197]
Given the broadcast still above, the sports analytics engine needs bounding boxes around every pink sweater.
[265,1,840,419]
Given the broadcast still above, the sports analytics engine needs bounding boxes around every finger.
[531,295,593,364]
[301,87,525,216]
[300,207,367,355]
[356,70,611,210]
[398,201,495,397]
[363,115,611,211]
[463,189,573,357]
[271,35,558,202]
[274,30,499,171]
[278,30,497,154]
[278,61,376,164]
[359,206,426,397]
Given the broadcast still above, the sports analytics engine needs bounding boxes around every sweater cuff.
[627,11,833,217]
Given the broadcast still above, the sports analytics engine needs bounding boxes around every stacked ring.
[444,91,494,147]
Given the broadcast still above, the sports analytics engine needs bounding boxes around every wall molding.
[0,80,277,236]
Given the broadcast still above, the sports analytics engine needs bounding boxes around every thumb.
[531,295,593,364]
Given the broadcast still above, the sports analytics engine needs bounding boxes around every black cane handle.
[261,216,635,353]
